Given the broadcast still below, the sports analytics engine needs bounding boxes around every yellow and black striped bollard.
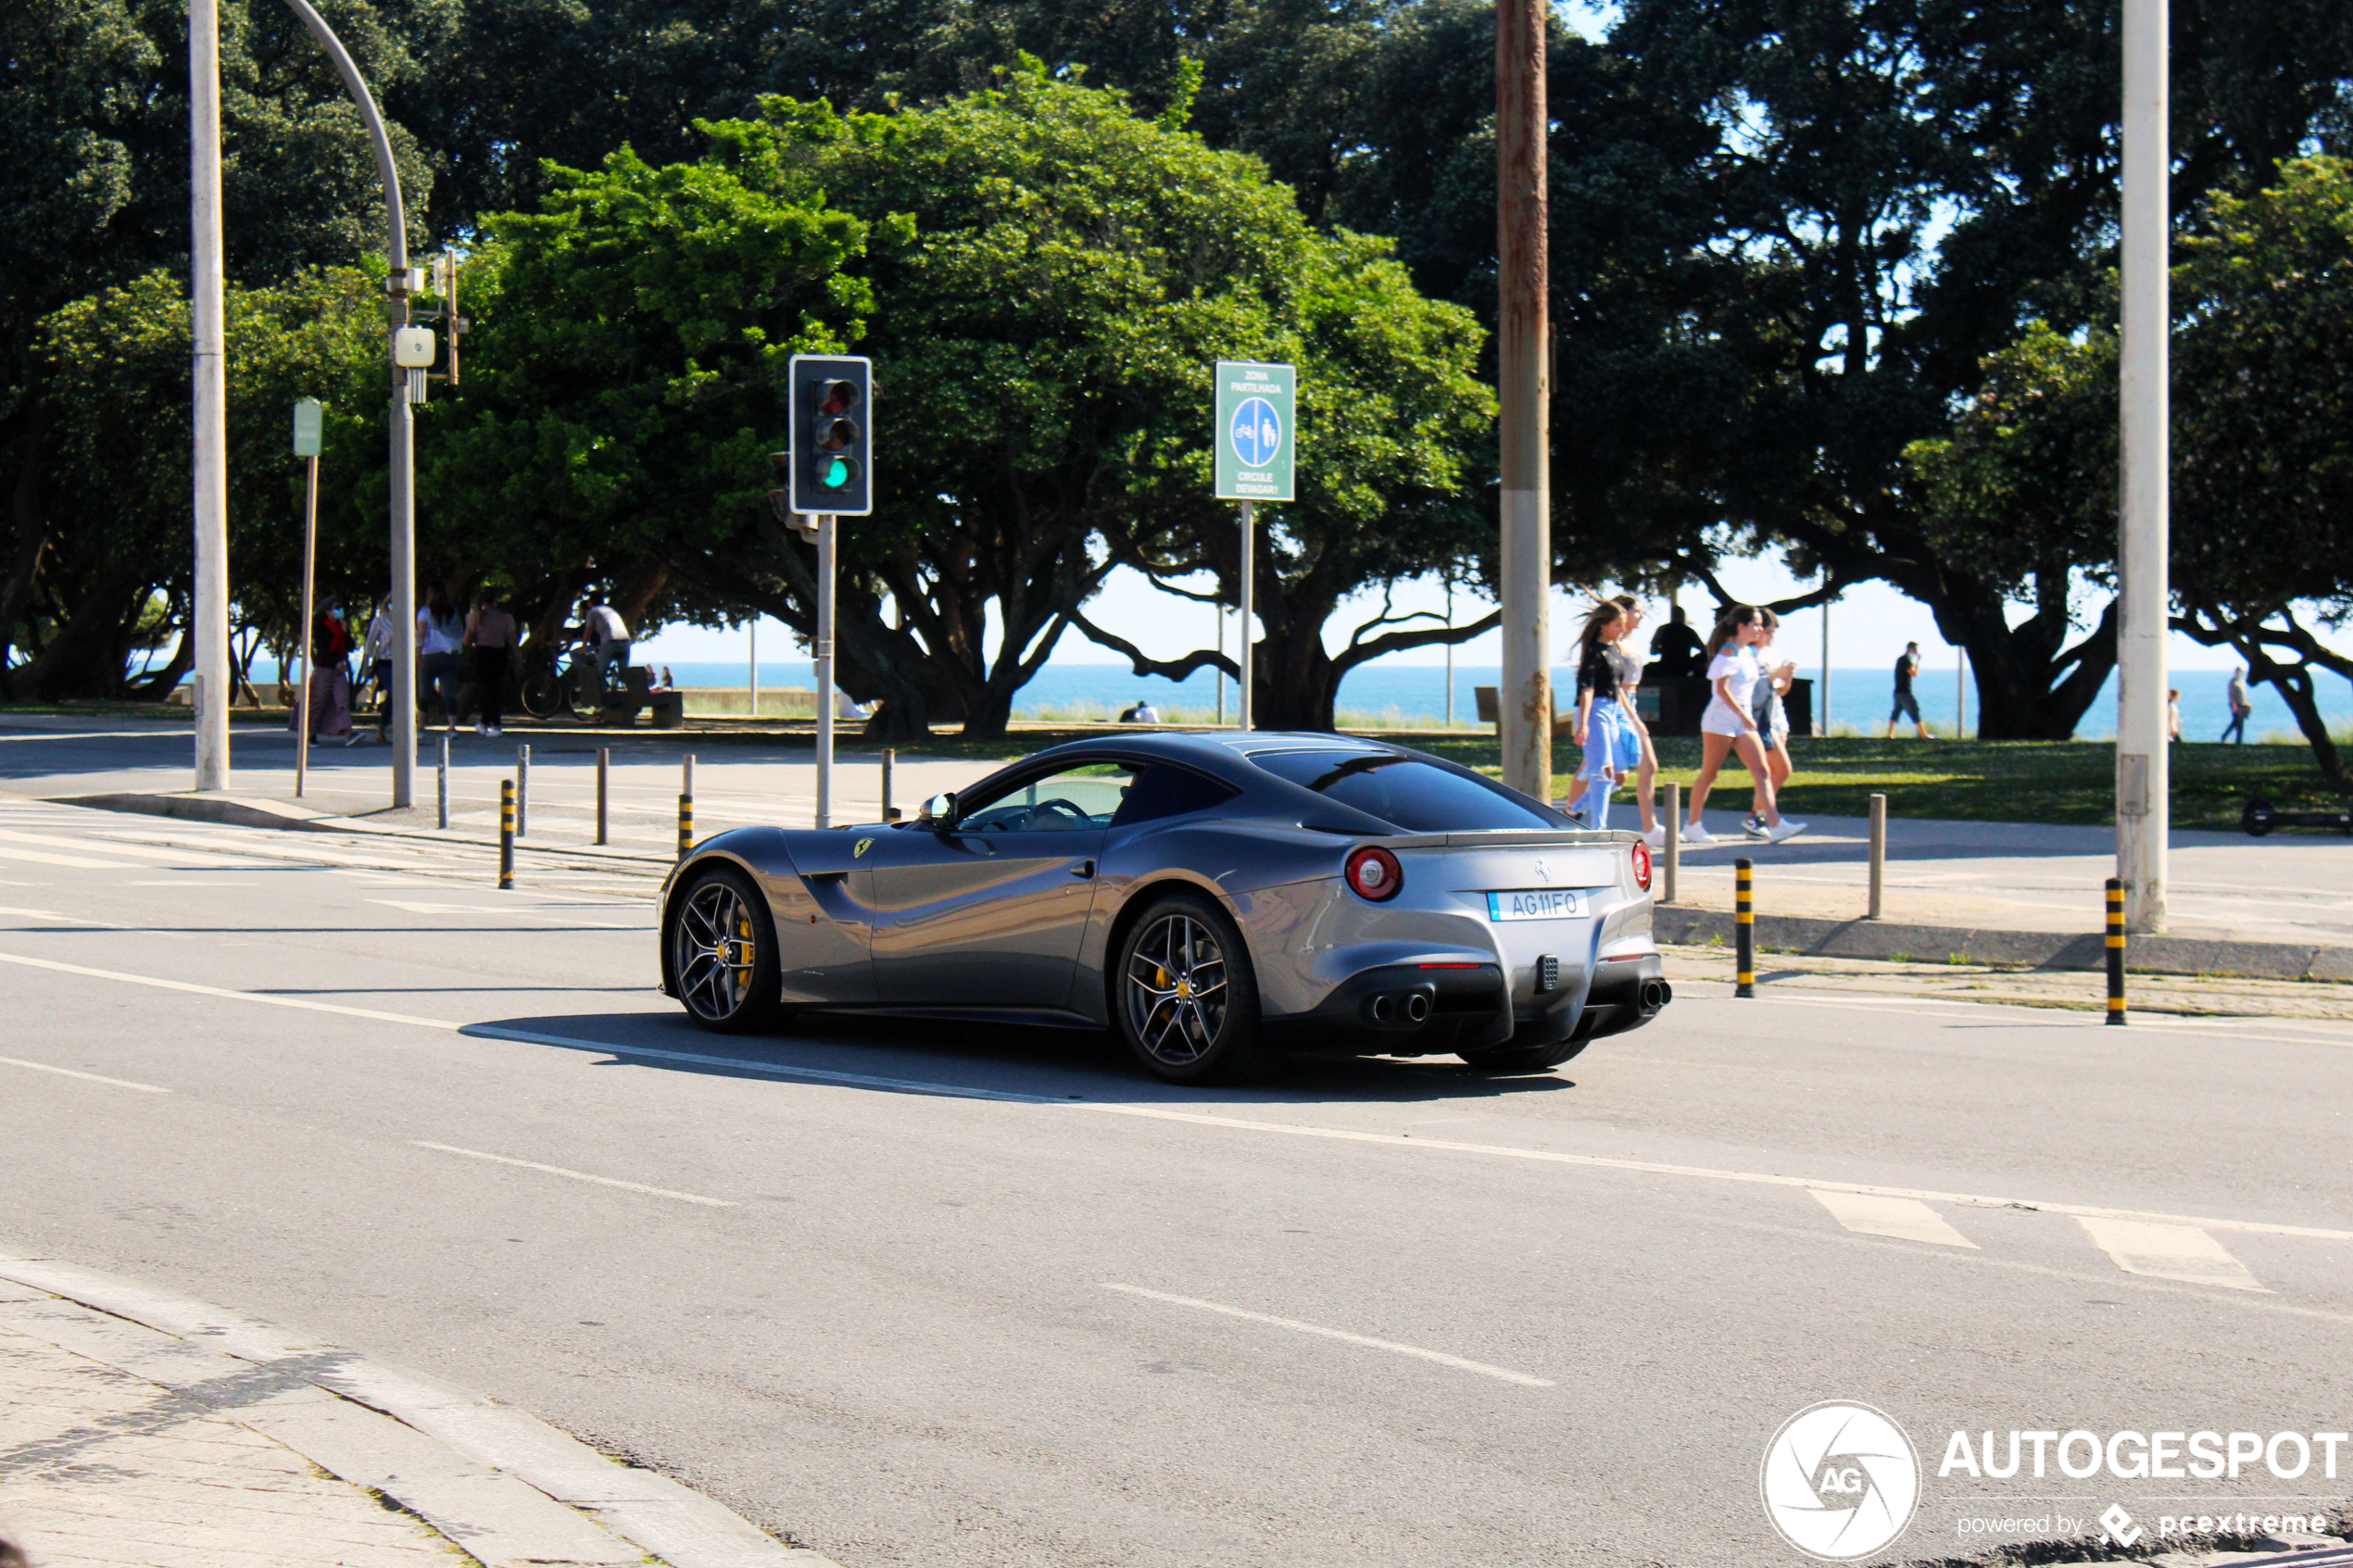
[677,790,695,860]
[2105,877,2127,1024]
[498,779,515,890]
[1734,856,1755,998]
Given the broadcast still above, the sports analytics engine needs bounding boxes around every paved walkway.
[0,1284,459,1568]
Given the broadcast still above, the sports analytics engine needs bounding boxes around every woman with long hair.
[1683,606,1807,844]
[1607,594,1663,845]
[1569,599,1640,827]
[1741,609,1798,836]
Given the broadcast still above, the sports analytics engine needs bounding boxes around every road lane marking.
[0,952,462,1027]
[120,880,256,887]
[0,845,143,869]
[0,906,112,925]
[2076,1217,2266,1292]
[365,899,641,928]
[0,955,2339,1255]
[0,1055,170,1093]
[410,1141,732,1207]
[1810,1190,1978,1248]
[1101,1282,1552,1387]
[0,828,251,863]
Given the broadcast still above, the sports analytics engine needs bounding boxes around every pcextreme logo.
[1761,1401,1922,1561]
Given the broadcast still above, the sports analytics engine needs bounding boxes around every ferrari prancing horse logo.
[853,837,874,858]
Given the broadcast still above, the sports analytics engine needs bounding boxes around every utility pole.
[2118,0,2170,931]
[190,0,230,791]
[1497,0,1551,800]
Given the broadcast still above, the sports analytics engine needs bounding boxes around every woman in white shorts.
[1682,606,1806,844]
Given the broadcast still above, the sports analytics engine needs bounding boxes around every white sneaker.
[474,722,488,735]
[1680,821,1715,844]
[1765,819,1809,844]
[486,725,502,736]
[1642,825,1666,849]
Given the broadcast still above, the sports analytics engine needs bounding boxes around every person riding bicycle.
[581,601,632,697]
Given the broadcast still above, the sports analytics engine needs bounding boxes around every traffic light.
[786,354,873,517]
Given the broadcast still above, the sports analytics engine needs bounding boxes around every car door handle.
[1071,860,1095,879]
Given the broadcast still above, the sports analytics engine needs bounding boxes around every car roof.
[1023,730,1402,769]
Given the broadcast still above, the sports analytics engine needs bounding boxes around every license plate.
[1486,889,1583,922]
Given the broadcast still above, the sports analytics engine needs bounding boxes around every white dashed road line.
[0,1055,170,1093]
[2076,1216,2267,1292]
[1101,1282,1554,1388]
[410,1141,732,1207]
[1809,1189,1979,1248]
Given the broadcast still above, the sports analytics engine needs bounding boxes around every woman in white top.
[1683,606,1806,844]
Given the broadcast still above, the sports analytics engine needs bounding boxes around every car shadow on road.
[459,1008,1581,1109]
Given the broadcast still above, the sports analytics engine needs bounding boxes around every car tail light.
[1630,839,1653,892]
[1344,846,1403,902]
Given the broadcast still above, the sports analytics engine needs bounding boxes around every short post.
[498,779,515,889]
[595,746,610,846]
[2106,877,2128,1025]
[1734,856,1755,997]
[882,747,898,821]
[1867,792,1887,919]
[1661,782,1680,904]
[515,743,529,837]
[678,753,695,859]
[435,735,448,830]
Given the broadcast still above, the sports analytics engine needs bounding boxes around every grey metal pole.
[435,735,447,829]
[1239,501,1254,730]
[295,455,318,796]
[2117,0,2171,933]
[1444,583,1455,729]
[190,0,231,793]
[1215,604,1226,725]
[881,748,895,821]
[749,618,759,719]
[277,0,414,809]
[1819,581,1831,735]
[515,743,529,837]
[596,746,609,845]
[1868,792,1887,919]
[1661,782,1680,905]
[816,513,836,827]
[1497,0,1551,801]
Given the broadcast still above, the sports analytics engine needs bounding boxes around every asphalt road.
[2,791,2348,1567]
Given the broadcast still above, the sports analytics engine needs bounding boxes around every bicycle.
[518,643,610,721]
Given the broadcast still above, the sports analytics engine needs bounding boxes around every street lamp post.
[2117,0,2170,931]
[189,0,230,790]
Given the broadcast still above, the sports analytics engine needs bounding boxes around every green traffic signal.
[821,455,858,490]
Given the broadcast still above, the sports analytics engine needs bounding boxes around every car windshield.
[1249,749,1562,832]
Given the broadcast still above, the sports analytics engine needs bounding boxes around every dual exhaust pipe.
[1364,989,1434,1028]
[1639,978,1672,1015]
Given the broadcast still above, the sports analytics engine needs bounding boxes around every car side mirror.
[919,791,955,826]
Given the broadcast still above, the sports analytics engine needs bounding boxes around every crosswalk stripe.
[1810,1189,1978,1248]
[2076,1216,2266,1292]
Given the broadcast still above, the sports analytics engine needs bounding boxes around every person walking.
[1682,606,1806,844]
[360,595,396,744]
[581,599,632,698]
[305,602,355,742]
[417,583,465,730]
[462,590,518,736]
[2167,687,2183,744]
[1569,600,1642,829]
[1742,609,1797,837]
[1607,594,1664,845]
[2221,666,2252,743]
[1884,641,1933,739]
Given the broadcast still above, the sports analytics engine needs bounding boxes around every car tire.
[668,865,783,1035]
[1113,891,1267,1085]
[1457,1036,1588,1074]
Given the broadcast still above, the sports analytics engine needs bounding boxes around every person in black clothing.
[1884,641,1933,739]
[1647,603,1706,679]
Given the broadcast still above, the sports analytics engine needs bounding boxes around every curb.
[0,1251,838,1568]
[1651,906,2353,984]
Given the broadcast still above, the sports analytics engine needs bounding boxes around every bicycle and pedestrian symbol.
[1230,396,1282,470]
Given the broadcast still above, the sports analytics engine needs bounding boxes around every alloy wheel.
[676,879,759,1022]
[1125,912,1229,1066]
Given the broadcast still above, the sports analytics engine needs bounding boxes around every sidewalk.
[0,1259,834,1568]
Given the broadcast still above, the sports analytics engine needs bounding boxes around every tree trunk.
[15,561,146,700]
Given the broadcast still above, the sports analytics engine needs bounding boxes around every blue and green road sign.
[1214,361,1294,502]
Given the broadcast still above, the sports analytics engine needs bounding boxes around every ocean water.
[626,660,2352,741]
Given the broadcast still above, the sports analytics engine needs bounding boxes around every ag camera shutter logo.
[1761,1401,1921,1560]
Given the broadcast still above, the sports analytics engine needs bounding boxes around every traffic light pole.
[815,512,835,828]
[1239,500,1254,730]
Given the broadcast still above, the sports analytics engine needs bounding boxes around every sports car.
[656,732,1670,1084]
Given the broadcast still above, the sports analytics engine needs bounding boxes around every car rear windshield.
[1249,750,1563,832]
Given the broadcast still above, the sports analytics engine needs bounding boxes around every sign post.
[1214,361,1295,731]
[292,398,323,796]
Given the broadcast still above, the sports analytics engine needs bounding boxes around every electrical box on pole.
[786,355,873,517]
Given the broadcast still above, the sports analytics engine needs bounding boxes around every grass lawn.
[7,701,2346,832]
